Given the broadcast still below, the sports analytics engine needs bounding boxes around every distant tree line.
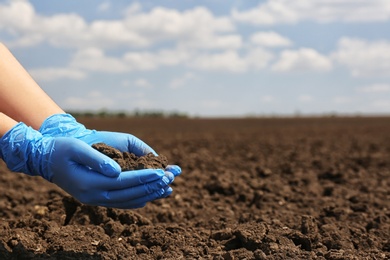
[66,109,189,119]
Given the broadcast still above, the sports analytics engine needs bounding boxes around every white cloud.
[5,35,43,48]
[298,95,314,102]
[122,51,158,71]
[190,48,273,73]
[358,84,390,93]
[123,3,142,16]
[134,78,153,88]
[86,20,149,48]
[0,1,98,48]
[190,50,247,73]
[232,1,297,25]
[200,99,222,109]
[332,38,390,77]
[70,48,130,73]
[123,6,241,50]
[123,6,235,40]
[67,45,274,74]
[29,67,86,82]
[250,31,292,48]
[0,1,238,50]
[169,72,196,89]
[97,2,111,12]
[0,0,35,32]
[179,34,242,50]
[371,99,390,109]
[261,95,276,103]
[64,91,114,109]
[120,79,154,91]
[0,0,43,47]
[245,48,275,70]
[272,48,332,72]
[66,44,276,74]
[332,96,353,104]
[69,47,194,73]
[232,0,390,25]
[151,48,193,66]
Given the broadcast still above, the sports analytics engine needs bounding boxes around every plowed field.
[1,117,389,259]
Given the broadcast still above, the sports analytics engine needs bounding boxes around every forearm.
[0,43,64,129]
[0,112,17,137]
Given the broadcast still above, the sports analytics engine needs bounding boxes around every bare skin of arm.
[0,42,64,130]
[0,112,17,137]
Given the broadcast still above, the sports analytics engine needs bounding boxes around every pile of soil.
[0,117,389,259]
[91,143,168,171]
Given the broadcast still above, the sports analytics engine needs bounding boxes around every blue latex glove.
[40,113,156,156]
[0,122,177,209]
[39,113,182,178]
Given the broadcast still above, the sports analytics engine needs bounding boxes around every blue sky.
[1,0,390,117]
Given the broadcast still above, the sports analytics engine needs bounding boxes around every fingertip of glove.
[162,187,173,198]
[163,171,174,185]
[165,165,182,177]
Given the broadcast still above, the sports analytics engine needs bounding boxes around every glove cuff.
[39,113,92,138]
[0,122,51,178]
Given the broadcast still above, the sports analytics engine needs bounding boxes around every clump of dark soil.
[92,143,168,171]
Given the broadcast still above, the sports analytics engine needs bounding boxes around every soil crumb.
[92,143,168,171]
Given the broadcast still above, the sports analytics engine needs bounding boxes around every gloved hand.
[0,122,177,209]
[39,113,155,156]
[39,113,181,178]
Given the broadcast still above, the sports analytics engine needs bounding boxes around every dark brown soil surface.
[1,117,389,259]
[91,143,168,171]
